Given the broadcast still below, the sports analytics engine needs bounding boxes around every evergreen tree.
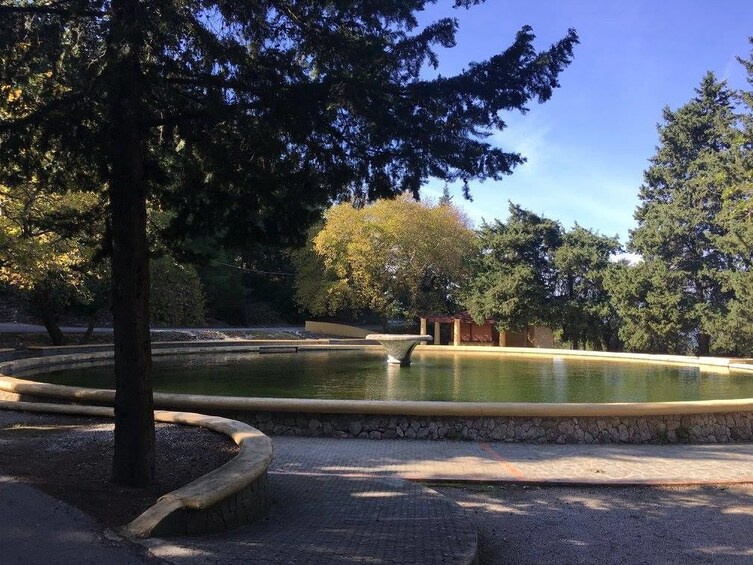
[464,206,619,348]
[554,225,621,350]
[605,259,692,353]
[464,204,562,332]
[623,73,742,355]
[710,39,753,354]
[149,254,205,327]
[439,184,453,206]
[0,1,577,485]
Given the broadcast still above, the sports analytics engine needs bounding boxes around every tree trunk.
[697,333,711,357]
[79,316,96,345]
[37,293,67,346]
[107,0,154,487]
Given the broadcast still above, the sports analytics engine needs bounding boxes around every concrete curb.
[412,476,753,487]
[3,345,753,447]
[419,344,753,370]
[1,343,751,418]
[5,373,753,418]
[0,400,273,538]
[6,340,752,370]
[19,339,376,358]
[0,399,113,418]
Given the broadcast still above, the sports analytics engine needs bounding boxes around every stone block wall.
[150,473,272,537]
[228,411,753,444]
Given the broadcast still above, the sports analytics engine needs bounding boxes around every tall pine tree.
[464,204,562,332]
[621,73,743,355]
[0,1,577,485]
[710,40,753,353]
[554,225,621,350]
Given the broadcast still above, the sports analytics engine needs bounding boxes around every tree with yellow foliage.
[294,195,476,326]
[0,179,104,344]
[0,25,107,344]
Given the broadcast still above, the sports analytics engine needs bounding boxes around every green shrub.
[150,256,206,326]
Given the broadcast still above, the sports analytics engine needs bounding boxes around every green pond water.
[22,349,753,403]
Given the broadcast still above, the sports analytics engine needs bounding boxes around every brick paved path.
[142,472,478,564]
[143,437,753,564]
[0,408,479,564]
[6,397,753,564]
[270,437,753,485]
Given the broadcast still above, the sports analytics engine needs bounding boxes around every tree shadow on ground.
[270,436,753,483]
[143,473,478,564]
[438,483,753,564]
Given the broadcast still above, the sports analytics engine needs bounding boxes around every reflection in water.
[452,354,462,401]
[385,363,400,400]
[22,349,753,404]
[549,357,568,403]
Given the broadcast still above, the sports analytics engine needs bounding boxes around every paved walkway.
[143,437,753,563]
[268,437,753,485]
[143,473,477,564]
[0,475,154,565]
[5,400,753,564]
[0,408,477,564]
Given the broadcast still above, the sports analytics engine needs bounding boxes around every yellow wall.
[529,326,554,348]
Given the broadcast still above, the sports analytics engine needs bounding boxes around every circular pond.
[19,349,753,403]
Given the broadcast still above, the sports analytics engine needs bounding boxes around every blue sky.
[417,0,753,247]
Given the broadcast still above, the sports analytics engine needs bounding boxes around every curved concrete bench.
[125,410,273,538]
[0,399,273,538]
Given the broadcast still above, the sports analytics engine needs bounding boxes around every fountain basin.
[3,344,753,444]
[366,334,433,366]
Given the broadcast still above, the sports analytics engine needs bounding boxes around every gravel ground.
[438,483,753,564]
[0,410,238,528]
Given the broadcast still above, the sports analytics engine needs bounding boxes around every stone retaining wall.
[5,382,753,444]
[150,473,272,537]
[228,411,753,444]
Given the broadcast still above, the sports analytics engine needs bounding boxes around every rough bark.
[107,0,155,487]
[698,333,711,357]
[36,294,67,346]
[79,317,96,345]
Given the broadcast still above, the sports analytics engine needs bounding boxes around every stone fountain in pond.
[366,334,433,366]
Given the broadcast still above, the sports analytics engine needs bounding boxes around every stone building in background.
[420,312,554,348]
